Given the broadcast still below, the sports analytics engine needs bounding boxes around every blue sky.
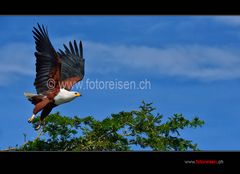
[1,16,240,150]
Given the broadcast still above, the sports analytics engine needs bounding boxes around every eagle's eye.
[75,93,78,95]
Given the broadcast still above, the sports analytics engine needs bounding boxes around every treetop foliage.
[19,101,204,151]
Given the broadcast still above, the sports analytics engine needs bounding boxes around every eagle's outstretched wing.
[33,24,61,94]
[58,40,85,91]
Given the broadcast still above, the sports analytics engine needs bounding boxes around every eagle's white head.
[54,88,81,105]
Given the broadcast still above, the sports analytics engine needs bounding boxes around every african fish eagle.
[24,24,85,130]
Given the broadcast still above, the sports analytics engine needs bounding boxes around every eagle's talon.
[28,114,35,123]
[35,124,41,130]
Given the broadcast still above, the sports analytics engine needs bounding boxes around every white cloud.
[1,40,240,86]
[212,16,240,26]
[0,43,35,85]
[85,42,240,81]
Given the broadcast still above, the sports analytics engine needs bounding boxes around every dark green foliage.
[19,101,204,151]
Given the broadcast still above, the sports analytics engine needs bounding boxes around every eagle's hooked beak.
[75,92,81,97]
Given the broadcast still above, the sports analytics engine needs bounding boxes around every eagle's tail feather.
[24,92,43,105]
[24,92,38,100]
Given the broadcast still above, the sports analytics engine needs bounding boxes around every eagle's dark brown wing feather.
[33,24,61,94]
[58,40,85,90]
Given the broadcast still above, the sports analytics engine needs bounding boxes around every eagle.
[24,24,85,130]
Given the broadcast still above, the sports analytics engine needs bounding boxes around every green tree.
[18,101,204,151]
